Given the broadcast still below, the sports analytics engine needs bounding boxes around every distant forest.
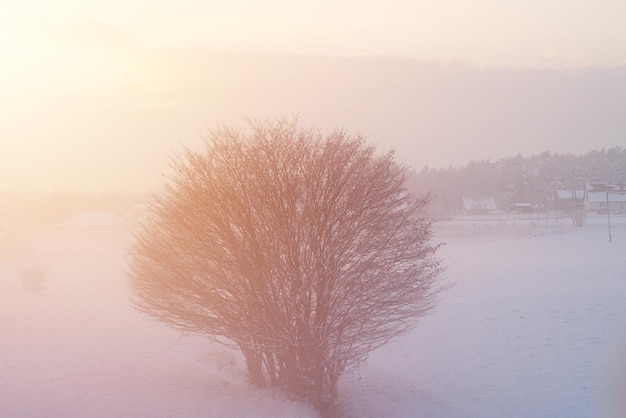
[3,147,626,228]
[408,147,626,216]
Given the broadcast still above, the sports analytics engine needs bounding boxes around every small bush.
[17,264,48,294]
[128,118,443,417]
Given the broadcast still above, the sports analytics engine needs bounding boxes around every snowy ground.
[1,215,625,417]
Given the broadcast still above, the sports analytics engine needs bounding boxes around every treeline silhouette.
[408,147,626,215]
[3,147,626,227]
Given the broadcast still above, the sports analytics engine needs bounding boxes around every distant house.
[512,203,538,214]
[461,197,498,214]
[584,183,626,212]
[555,189,584,206]
[553,189,584,216]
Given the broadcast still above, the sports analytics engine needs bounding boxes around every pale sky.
[3,0,626,67]
[2,0,626,192]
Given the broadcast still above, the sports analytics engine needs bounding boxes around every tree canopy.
[128,119,442,416]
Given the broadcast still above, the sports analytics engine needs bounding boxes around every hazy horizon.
[2,2,626,193]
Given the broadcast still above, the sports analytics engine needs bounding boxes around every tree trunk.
[240,344,265,386]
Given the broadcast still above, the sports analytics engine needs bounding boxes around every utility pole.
[554,189,558,223]
[606,190,612,242]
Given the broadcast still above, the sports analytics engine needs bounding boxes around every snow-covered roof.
[54,211,128,229]
[586,191,626,203]
[556,190,584,199]
[462,197,498,211]
[585,182,626,193]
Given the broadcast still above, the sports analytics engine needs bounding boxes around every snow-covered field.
[1,215,625,417]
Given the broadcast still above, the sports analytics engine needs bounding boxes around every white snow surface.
[2,214,626,417]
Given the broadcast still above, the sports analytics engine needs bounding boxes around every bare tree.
[128,118,442,417]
